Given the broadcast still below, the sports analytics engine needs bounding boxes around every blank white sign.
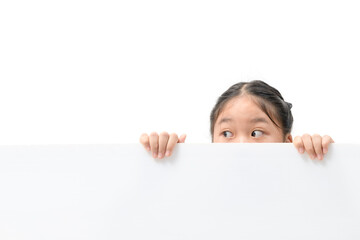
[0,144,359,240]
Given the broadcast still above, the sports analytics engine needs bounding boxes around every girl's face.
[213,95,292,143]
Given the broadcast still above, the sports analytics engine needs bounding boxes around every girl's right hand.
[139,132,187,159]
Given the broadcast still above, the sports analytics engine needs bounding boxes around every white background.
[1,0,359,145]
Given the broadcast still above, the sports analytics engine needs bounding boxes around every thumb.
[178,134,187,143]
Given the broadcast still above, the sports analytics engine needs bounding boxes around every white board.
[0,143,359,240]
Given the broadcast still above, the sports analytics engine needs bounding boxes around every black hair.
[210,80,293,141]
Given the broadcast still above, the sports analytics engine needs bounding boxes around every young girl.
[140,80,334,160]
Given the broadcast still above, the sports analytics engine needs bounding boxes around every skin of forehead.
[216,95,275,125]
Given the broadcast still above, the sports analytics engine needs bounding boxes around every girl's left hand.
[293,134,334,160]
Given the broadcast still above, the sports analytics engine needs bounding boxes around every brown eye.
[222,131,233,138]
[251,130,264,138]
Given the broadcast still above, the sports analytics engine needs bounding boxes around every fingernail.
[153,152,157,158]
[298,147,304,154]
[158,153,163,159]
[165,150,171,157]
[146,147,151,151]
[323,148,328,154]
[317,154,323,160]
[310,154,315,160]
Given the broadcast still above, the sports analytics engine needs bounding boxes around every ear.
[285,133,293,143]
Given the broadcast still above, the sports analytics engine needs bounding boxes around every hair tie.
[286,102,293,110]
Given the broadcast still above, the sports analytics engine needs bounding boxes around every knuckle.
[312,134,322,144]
[149,132,158,138]
[159,140,167,149]
[304,143,312,150]
[293,136,301,144]
[322,136,332,145]
[151,144,158,151]
[323,135,333,142]
[302,133,311,139]
[312,134,321,139]
[159,131,169,138]
[303,142,314,151]
[139,134,148,143]
[169,133,179,139]
[151,139,159,146]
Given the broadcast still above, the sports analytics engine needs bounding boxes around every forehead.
[216,95,269,124]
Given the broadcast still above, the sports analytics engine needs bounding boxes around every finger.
[165,133,180,157]
[178,134,187,143]
[158,132,170,159]
[312,134,323,160]
[293,136,305,154]
[302,134,316,160]
[139,133,150,151]
[322,135,334,154]
[149,132,159,158]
